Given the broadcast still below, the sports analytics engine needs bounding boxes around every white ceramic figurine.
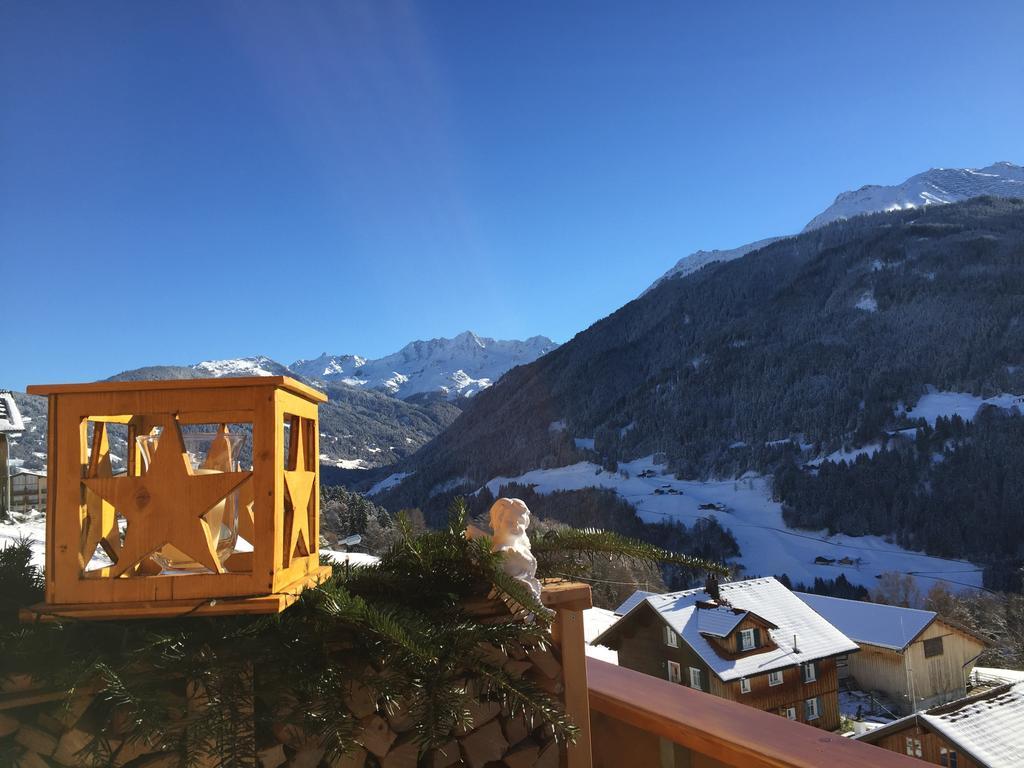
[488,497,543,601]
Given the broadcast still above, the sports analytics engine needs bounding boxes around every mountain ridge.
[289,331,558,400]
[6,331,556,472]
[650,161,1024,289]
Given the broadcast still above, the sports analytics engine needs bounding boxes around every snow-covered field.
[902,390,1024,426]
[1,519,378,572]
[483,456,983,594]
[2,519,74,570]
[368,471,413,496]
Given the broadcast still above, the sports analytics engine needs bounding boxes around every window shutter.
[753,628,761,647]
[736,633,742,652]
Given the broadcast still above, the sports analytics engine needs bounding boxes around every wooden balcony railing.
[587,658,922,768]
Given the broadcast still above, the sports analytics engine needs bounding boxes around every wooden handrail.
[587,659,921,768]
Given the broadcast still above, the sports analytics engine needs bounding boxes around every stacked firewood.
[0,641,568,768]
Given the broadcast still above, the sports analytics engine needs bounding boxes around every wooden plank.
[555,608,593,768]
[43,396,59,604]
[541,581,593,612]
[587,659,922,768]
[248,387,277,592]
[84,414,134,424]
[24,567,333,622]
[50,404,85,604]
[310,414,320,576]
[277,388,321,421]
[176,410,255,425]
[27,375,327,403]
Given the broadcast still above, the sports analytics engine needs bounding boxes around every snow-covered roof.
[597,577,859,682]
[584,607,619,665]
[973,667,1024,686]
[0,392,25,434]
[795,592,936,651]
[921,683,1024,767]
[614,590,655,616]
[860,683,1024,767]
[10,468,46,477]
[321,551,380,568]
[696,605,748,638]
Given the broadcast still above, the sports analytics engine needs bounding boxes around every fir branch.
[532,527,729,575]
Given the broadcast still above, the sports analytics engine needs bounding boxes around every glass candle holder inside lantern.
[136,429,246,572]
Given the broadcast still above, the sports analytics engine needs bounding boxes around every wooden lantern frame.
[21,376,331,621]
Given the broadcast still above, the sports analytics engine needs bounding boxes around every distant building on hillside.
[796,592,990,714]
[593,576,858,731]
[0,391,26,519]
[856,681,1024,767]
[9,468,46,515]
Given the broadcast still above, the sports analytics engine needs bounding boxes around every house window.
[739,628,756,651]
[663,625,679,648]
[768,670,783,686]
[802,662,817,683]
[689,667,702,689]
[924,637,944,658]
[739,677,751,694]
[905,738,922,757]
[804,697,820,721]
[782,706,796,720]
[940,747,959,767]
[667,661,681,684]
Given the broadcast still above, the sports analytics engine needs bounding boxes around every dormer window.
[738,627,759,651]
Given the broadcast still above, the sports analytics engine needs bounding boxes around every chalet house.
[796,593,989,714]
[855,681,1024,767]
[0,390,25,519]
[9,468,47,515]
[593,576,859,731]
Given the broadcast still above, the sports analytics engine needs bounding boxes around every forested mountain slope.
[382,199,1024,527]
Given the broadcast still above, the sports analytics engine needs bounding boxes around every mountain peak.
[803,161,1024,232]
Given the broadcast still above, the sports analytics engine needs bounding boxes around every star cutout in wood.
[283,416,315,567]
[83,417,251,577]
[81,422,121,569]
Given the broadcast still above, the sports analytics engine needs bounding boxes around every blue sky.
[2,1,1022,390]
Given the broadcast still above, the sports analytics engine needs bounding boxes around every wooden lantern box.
[20,376,331,621]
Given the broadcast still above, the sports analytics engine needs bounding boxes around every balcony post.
[542,580,594,768]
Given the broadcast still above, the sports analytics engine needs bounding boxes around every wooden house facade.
[594,577,858,731]
[9,468,47,515]
[797,593,989,714]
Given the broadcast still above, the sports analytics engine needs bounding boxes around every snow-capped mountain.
[112,332,558,402]
[291,331,558,400]
[644,236,784,289]
[193,355,291,378]
[804,161,1024,231]
[649,161,1024,291]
